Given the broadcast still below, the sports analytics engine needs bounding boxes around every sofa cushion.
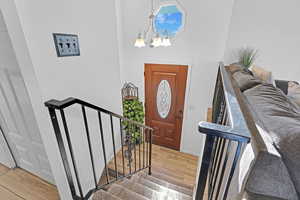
[244,83,300,196]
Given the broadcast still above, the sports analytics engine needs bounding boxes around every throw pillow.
[288,81,300,107]
[275,80,289,94]
[250,66,273,84]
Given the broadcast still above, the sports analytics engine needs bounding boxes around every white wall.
[117,0,235,155]
[1,0,122,199]
[224,0,300,82]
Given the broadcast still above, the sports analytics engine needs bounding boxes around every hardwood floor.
[106,143,199,190]
[207,108,212,122]
[0,114,208,200]
[0,165,59,200]
[150,144,199,189]
[0,146,198,200]
[0,164,9,176]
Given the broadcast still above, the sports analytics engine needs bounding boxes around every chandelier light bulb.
[151,33,162,47]
[161,36,171,47]
[134,33,146,48]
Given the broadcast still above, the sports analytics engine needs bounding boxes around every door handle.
[176,110,183,119]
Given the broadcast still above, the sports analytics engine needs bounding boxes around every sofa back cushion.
[244,83,300,196]
[230,66,262,92]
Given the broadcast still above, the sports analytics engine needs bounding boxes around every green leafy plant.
[238,47,258,69]
[122,99,145,144]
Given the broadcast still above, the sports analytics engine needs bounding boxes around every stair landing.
[109,144,198,189]
[94,144,198,199]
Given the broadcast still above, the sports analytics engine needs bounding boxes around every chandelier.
[134,0,185,48]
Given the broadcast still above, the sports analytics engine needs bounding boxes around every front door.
[145,64,188,150]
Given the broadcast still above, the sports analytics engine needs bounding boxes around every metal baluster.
[98,111,109,184]
[195,135,215,200]
[146,129,149,166]
[209,103,228,199]
[209,109,228,197]
[223,142,242,200]
[143,128,146,168]
[82,106,97,189]
[134,124,137,172]
[148,129,152,175]
[60,110,84,198]
[128,129,132,174]
[48,108,82,199]
[110,115,118,180]
[215,140,232,200]
[139,127,142,169]
[119,118,125,176]
[208,137,220,196]
[209,138,226,200]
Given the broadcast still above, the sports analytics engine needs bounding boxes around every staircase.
[45,97,197,200]
[45,64,251,200]
[93,170,193,200]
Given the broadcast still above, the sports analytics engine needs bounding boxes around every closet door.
[0,124,15,168]
[0,69,54,183]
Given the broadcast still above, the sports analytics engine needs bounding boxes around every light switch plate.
[53,33,80,57]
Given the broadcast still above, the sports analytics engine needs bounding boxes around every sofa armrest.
[244,152,298,200]
[242,191,286,200]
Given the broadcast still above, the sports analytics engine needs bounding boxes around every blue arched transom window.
[154,4,185,37]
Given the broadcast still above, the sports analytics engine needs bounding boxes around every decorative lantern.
[122,82,139,101]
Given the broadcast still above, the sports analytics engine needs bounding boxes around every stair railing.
[45,98,153,200]
[195,63,251,200]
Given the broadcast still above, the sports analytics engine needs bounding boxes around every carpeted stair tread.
[108,184,150,200]
[131,174,193,200]
[92,190,121,200]
[116,179,166,200]
[139,172,193,196]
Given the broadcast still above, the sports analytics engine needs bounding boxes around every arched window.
[154,2,185,37]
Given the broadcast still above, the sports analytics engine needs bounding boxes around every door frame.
[144,63,190,150]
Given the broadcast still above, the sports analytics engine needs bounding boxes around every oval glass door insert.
[156,80,172,119]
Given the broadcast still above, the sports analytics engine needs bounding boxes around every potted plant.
[122,98,145,144]
[237,47,258,70]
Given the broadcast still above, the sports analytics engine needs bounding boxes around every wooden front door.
[145,64,188,150]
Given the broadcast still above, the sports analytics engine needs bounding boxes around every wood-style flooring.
[0,108,211,199]
[105,143,199,190]
[0,146,198,200]
[0,165,59,200]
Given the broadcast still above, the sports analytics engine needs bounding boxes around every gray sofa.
[230,67,300,200]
